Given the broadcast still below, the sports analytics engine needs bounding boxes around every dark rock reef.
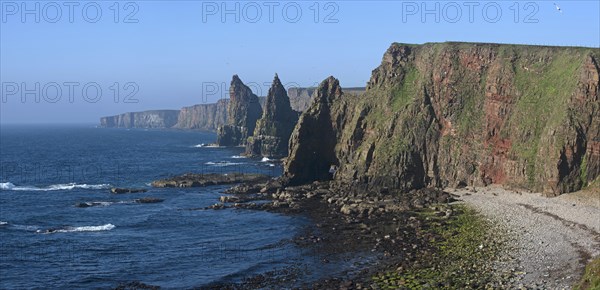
[151,173,270,188]
[216,75,263,146]
[110,188,148,194]
[284,42,599,196]
[245,74,299,158]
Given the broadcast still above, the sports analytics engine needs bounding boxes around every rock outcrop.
[173,99,229,131]
[284,42,600,196]
[246,74,299,158]
[216,75,263,146]
[100,110,180,128]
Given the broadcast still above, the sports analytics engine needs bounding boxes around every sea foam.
[0,182,110,191]
[37,223,116,234]
[205,161,245,167]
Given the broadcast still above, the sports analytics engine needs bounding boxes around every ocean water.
[0,124,310,288]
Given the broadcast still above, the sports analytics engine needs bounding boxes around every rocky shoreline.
[183,179,517,289]
[112,172,599,289]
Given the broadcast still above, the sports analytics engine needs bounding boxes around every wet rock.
[111,188,147,194]
[135,197,164,204]
[114,281,160,290]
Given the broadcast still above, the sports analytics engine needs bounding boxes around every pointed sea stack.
[245,74,299,158]
[216,75,263,146]
[283,76,343,185]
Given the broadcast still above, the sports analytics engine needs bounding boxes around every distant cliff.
[101,97,268,131]
[100,110,180,128]
[173,99,229,131]
[284,42,599,196]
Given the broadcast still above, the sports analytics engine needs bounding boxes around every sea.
[0,124,324,289]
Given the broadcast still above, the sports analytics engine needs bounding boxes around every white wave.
[205,161,245,167]
[231,155,247,159]
[12,224,40,231]
[0,182,110,191]
[261,157,273,162]
[0,182,15,190]
[84,201,113,207]
[193,143,222,148]
[0,221,7,225]
[37,223,115,234]
[268,164,275,167]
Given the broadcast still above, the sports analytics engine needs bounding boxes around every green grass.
[391,67,418,111]
[507,49,585,186]
[574,257,600,290]
[372,205,505,289]
[509,50,584,167]
[581,153,589,187]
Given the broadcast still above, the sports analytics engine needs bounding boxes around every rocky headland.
[202,42,599,288]
[114,42,599,289]
[284,42,599,196]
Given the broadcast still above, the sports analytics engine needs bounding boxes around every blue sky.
[1,0,599,123]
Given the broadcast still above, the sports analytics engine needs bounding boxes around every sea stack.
[216,75,263,146]
[245,74,299,158]
[283,76,343,185]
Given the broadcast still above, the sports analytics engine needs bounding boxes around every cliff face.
[287,88,315,112]
[100,110,180,128]
[173,99,228,131]
[246,74,299,158]
[285,42,600,196]
[288,87,365,112]
[216,75,263,146]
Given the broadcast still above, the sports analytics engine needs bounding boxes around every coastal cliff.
[99,110,180,128]
[288,87,365,112]
[284,42,599,196]
[246,74,299,158]
[101,97,266,131]
[173,99,228,131]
